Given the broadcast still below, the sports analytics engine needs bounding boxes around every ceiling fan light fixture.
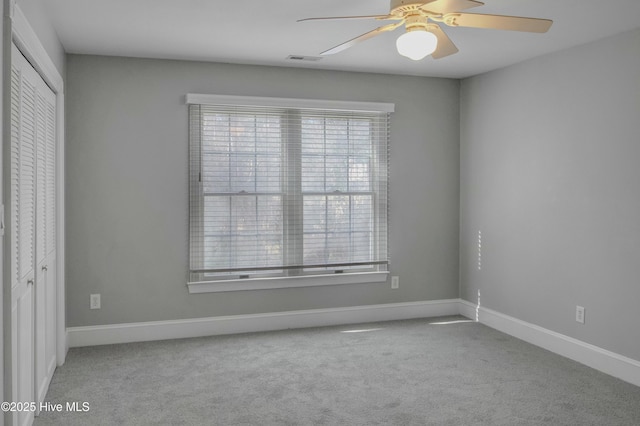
[396,29,438,60]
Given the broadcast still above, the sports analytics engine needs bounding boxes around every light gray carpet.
[35,316,640,425]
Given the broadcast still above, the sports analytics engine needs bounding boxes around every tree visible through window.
[189,99,389,282]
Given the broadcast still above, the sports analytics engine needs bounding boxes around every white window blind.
[188,95,391,283]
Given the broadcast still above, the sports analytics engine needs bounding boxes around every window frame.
[186,94,393,293]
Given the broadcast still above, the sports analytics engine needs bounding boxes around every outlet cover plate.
[391,276,399,289]
[90,294,101,310]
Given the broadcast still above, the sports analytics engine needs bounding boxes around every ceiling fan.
[299,0,553,61]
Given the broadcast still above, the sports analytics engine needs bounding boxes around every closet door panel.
[10,45,37,426]
[45,258,57,377]
[34,64,58,410]
[18,76,36,282]
[34,80,57,408]
[10,53,37,287]
[46,100,56,256]
[36,92,47,264]
[34,263,48,406]
[10,43,58,421]
[10,63,20,288]
[11,278,35,426]
[34,257,56,406]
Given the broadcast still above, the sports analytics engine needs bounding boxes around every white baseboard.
[458,298,478,320]
[67,298,640,388]
[68,299,460,348]
[458,300,640,388]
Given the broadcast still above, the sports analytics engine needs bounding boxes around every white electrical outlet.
[391,276,399,289]
[576,306,585,324]
[90,294,101,310]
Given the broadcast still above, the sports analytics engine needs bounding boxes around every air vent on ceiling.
[286,55,322,62]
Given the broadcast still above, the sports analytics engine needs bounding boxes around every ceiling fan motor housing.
[390,0,430,15]
[404,14,429,31]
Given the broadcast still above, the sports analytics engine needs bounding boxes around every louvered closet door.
[45,95,57,396]
[11,44,38,426]
[34,76,57,409]
[10,43,58,425]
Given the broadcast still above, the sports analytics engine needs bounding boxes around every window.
[187,95,392,291]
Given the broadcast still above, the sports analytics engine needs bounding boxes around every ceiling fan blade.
[321,22,403,55]
[443,13,553,33]
[427,24,459,59]
[298,15,397,23]
[420,0,484,15]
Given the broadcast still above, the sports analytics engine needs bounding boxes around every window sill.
[187,271,389,294]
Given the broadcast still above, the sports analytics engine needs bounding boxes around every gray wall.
[66,55,460,327]
[460,28,640,361]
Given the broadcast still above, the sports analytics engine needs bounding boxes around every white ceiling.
[44,0,640,79]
